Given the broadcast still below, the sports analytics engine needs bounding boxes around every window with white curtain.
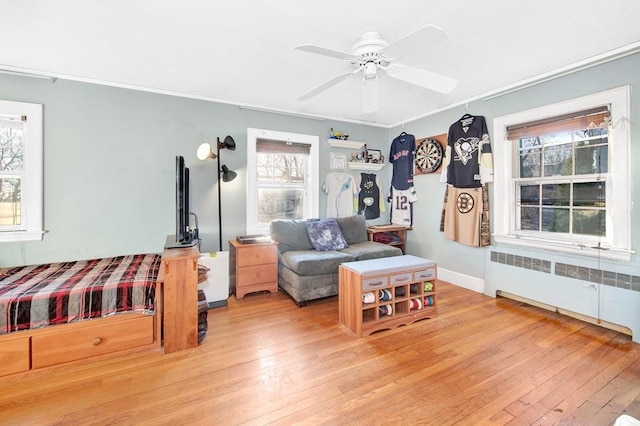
[492,86,632,261]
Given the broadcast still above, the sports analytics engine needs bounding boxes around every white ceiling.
[1,1,639,127]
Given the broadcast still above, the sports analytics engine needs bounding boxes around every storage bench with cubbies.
[338,255,437,337]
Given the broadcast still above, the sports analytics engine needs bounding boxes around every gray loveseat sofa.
[270,215,402,306]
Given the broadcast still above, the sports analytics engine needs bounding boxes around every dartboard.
[415,139,444,173]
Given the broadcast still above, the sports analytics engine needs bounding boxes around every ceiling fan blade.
[383,24,449,60]
[386,64,457,94]
[297,69,356,102]
[361,78,379,114]
[295,44,357,61]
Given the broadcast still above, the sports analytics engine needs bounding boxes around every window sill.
[0,230,44,243]
[493,234,634,262]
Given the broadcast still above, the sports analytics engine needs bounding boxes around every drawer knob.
[256,272,261,277]
[92,338,102,346]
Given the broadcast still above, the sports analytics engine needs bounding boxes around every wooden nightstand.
[229,240,278,299]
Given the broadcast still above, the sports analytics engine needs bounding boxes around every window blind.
[0,117,25,130]
[506,106,610,140]
[257,138,311,154]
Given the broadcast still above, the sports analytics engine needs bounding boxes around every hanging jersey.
[389,133,415,190]
[390,185,417,226]
[323,172,357,218]
[356,173,384,219]
[440,115,493,188]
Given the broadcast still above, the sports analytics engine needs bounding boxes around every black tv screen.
[183,165,191,241]
[165,155,197,249]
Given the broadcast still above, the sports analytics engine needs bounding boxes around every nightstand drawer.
[237,245,277,267]
[237,264,277,286]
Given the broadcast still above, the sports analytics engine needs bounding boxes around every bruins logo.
[456,192,474,213]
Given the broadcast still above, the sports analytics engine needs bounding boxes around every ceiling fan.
[295,25,458,113]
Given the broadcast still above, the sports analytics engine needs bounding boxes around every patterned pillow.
[306,218,348,251]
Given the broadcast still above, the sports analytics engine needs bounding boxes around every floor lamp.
[197,135,237,251]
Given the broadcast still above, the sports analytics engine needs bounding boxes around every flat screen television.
[165,155,198,249]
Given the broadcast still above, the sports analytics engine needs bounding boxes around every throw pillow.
[306,218,348,251]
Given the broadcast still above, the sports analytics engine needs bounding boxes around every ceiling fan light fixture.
[363,62,377,80]
[361,77,378,114]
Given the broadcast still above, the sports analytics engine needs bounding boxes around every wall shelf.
[347,162,385,171]
[327,139,365,150]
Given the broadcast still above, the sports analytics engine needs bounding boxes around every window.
[493,86,632,261]
[246,128,319,234]
[0,100,43,242]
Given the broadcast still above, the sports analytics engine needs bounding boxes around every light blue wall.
[390,53,640,342]
[1,54,637,341]
[0,75,389,266]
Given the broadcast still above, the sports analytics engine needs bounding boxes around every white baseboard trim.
[438,268,484,293]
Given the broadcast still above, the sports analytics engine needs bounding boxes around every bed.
[0,253,164,377]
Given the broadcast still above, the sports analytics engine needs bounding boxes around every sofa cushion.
[335,215,368,244]
[340,241,403,261]
[306,218,348,251]
[281,250,355,276]
[270,219,314,253]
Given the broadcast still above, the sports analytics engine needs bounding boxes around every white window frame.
[246,128,319,235]
[492,86,632,261]
[0,100,43,242]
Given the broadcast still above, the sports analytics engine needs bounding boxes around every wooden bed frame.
[0,245,200,377]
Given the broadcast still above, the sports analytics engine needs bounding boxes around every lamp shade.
[221,165,237,182]
[197,143,217,160]
[220,135,236,151]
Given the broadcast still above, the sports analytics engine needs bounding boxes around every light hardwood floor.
[1,281,638,425]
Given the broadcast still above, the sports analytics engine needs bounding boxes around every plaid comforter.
[0,253,161,335]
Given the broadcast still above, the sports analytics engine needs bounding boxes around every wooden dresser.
[229,240,278,299]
